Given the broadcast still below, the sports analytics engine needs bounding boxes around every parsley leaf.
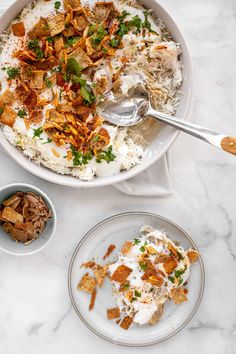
[65,36,80,48]
[130,15,142,33]
[80,86,95,104]
[139,262,147,271]
[70,145,93,166]
[17,109,27,118]
[139,245,146,253]
[42,138,53,145]
[0,107,4,115]
[117,10,130,20]
[133,238,141,245]
[44,76,52,88]
[109,37,120,48]
[28,39,44,60]
[91,24,107,48]
[95,146,116,164]
[33,127,43,138]
[67,57,82,76]
[134,290,142,297]
[2,66,19,79]
[143,11,157,33]
[54,1,61,10]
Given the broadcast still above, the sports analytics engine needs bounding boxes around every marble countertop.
[0,0,236,353]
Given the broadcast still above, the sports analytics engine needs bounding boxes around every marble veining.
[0,0,236,353]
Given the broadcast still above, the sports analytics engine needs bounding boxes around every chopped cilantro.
[131,297,137,302]
[80,86,95,104]
[33,127,43,138]
[42,138,53,145]
[168,276,175,283]
[0,107,4,115]
[2,66,19,79]
[28,39,44,60]
[142,11,157,33]
[95,146,116,164]
[88,24,97,36]
[91,24,107,48]
[17,109,27,118]
[149,287,154,292]
[117,10,130,20]
[63,72,71,82]
[109,37,120,48]
[123,283,129,289]
[139,245,146,253]
[70,145,93,166]
[54,1,61,10]
[72,76,86,86]
[139,262,147,271]
[130,15,142,33]
[44,76,52,88]
[134,290,142,297]
[133,238,141,245]
[102,47,108,53]
[47,37,54,43]
[116,22,130,37]
[65,36,80,48]
[67,57,82,76]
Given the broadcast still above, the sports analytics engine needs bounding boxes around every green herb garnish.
[139,245,146,252]
[17,109,27,118]
[70,145,93,166]
[123,283,129,289]
[0,107,4,115]
[65,36,80,48]
[54,1,61,10]
[142,11,157,33]
[131,297,137,302]
[47,37,54,43]
[95,146,116,164]
[130,15,142,33]
[33,127,43,138]
[28,39,44,60]
[67,57,82,76]
[117,10,130,20]
[92,134,100,143]
[2,66,19,79]
[91,24,107,48]
[139,262,147,271]
[109,37,120,48]
[42,138,53,145]
[44,76,52,88]
[168,276,175,283]
[72,76,86,86]
[80,86,95,104]
[134,238,141,245]
[134,290,142,297]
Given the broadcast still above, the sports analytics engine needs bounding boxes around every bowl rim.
[0,0,193,188]
[0,182,57,256]
[68,211,205,347]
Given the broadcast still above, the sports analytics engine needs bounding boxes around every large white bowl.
[0,0,192,188]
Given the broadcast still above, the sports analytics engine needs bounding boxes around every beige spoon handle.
[221,137,236,155]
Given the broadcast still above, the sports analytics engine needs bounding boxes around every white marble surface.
[0,0,236,353]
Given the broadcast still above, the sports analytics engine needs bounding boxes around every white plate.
[68,212,204,346]
[0,0,192,188]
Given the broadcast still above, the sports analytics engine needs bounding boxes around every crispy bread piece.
[0,107,17,127]
[47,13,65,37]
[77,273,96,293]
[64,0,81,9]
[120,316,133,330]
[187,249,199,263]
[94,2,114,22]
[89,288,97,311]
[163,256,178,275]
[147,274,164,287]
[93,264,108,287]
[111,265,132,284]
[68,47,93,68]
[30,70,44,89]
[170,287,188,304]
[107,307,120,320]
[121,241,133,255]
[103,244,116,259]
[11,22,25,36]
[28,18,51,39]
[2,207,24,224]
[0,89,15,106]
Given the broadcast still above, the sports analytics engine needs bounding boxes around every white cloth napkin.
[113,152,172,196]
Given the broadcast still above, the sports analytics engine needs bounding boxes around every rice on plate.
[0,0,182,181]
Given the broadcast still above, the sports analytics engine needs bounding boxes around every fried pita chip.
[163,256,178,275]
[68,47,93,68]
[187,249,199,263]
[30,70,44,89]
[93,264,108,287]
[120,316,133,330]
[111,265,132,284]
[77,273,96,293]
[47,13,65,37]
[0,89,15,106]
[24,90,38,108]
[11,21,25,36]
[54,36,64,53]
[2,195,20,208]
[30,110,43,124]
[64,0,81,9]
[107,307,120,320]
[103,244,116,259]
[121,241,133,255]
[0,106,17,127]
[28,18,51,39]
[147,274,164,287]
[89,288,97,311]
[16,83,31,102]
[72,15,89,31]
[34,56,58,70]
[2,207,24,224]
[20,64,33,81]
[170,287,188,304]
[94,2,114,22]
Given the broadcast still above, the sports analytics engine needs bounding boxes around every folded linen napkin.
[113,152,172,196]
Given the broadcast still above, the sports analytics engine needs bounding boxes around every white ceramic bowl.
[0,183,57,256]
[0,0,192,188]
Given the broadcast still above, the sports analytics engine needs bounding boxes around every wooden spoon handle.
[221,137,236,155]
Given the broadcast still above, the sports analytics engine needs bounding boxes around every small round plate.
[68,212,205,347]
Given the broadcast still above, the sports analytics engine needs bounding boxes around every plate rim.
[68,211,205,347]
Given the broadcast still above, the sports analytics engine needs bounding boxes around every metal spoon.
[102,85,236,156]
